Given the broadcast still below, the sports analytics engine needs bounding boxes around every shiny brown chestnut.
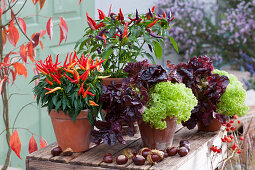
[180,139,190,147]
[103,153,113,163]
[166,147,178,156]
[181,143,191,151]
[116,155,128,165]
[140,147,151,159]
[164,151,168,158]
[178,147,188,157]
[51,146,62,156]
[132,154,145,165]
[147,150,164,164]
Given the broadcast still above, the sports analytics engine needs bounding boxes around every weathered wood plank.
[27,143,57,161]
[27,159,112,170]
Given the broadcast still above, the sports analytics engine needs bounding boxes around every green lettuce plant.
[143,81,198,129]
[213,69,249,117]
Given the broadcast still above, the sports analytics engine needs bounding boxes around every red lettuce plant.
[168,56,230,129]
[91,60,168,145]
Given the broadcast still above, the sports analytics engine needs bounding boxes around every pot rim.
[49,109,89,120]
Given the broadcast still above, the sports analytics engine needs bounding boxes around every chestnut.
[140,147,151,159]
[116,155,128,165]
[147,150,164,164]
[132,154,145,165]
[166,147,178,156]
[180,139,190,147]
[181,143,191,151]
[178,147,188,157]
[51,146,62,156]
[103,153,113,163]
[164,151,168,158]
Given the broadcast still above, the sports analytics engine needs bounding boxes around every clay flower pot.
[49,109,92,152]
[138,117,177,150]
[197,118,222,132]
[102,78,123,87]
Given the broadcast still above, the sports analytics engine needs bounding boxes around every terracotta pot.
[138,117,177,150]
[197,118,222,132]
[102,78,123,87]
[49,109,92,152]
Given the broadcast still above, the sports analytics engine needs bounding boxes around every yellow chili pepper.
[45,87,62,95]
[67,62,77,69]
[89,100,99,106]
[63,68,74,74]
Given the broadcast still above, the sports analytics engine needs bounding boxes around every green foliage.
[213,69,249,117]
[143,81,198,130]
[75,8,177,78]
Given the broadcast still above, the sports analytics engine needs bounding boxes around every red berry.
[234,115,238,119]
[237,149,241,154]
[238,120,241,124]
[232,143,237,150]
[217,149,221,153]
[222,124,226,126]
[240,136,244,141]
[221,138,226,142]
[227,123,231,127]
[230,135,234,139]
[226,128,230,132]
[231,127,236,131]
[230,120,234,123]
[225,137,232,143]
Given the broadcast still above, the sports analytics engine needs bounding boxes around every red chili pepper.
[90,59,106,70]
[81,70,90,81]
[78,81,85,96]
[113,33,120,38]
[147,19,157,27]
[128,17,136,21]
[151,6,156,13]
[118,8,124,21]
[88,92,95,96]
[155,16,163,20]
[64,73,77,83]
[123,22,128,39]
[67,62,77,69]
[44,87,53,91]
[163,12,166,18]
[77,63,85,70]
[97,9,106,20]
[63,52,69,67]
[50,74,61,85]
[63,68,74,74]
[102,34,107,45]
[83,87,90,99]
[37,68,47,75]
[86,12,97,28]
[95,22,104,29]
[45,79,53,85]
[136,18,142,24]
[73,68,80,83]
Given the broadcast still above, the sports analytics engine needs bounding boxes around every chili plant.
[75,6,178,78]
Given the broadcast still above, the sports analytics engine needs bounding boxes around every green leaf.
[101,44,113,60]
[144,52,156,64]
[152,40,163,60]
[88,110,94,127]
[169,36,179,54]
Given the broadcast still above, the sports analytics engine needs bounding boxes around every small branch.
[8,93,32,100]
[2,0,18,14]
[0,127,40,137]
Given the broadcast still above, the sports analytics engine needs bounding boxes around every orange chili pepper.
[45,79,53,85]
[45,87,62,95]
[67,62,77,69]
[73,68,80,83]
[77,63,85,70]
[81,70,89,81]
[78,81,85,96]
[88,92,95,96]
[83,87,90,99]
[102,34,107,45]
[37,68,48,75]
[89,100,99,106]
[63,68,74,74]
[147,19,157,27]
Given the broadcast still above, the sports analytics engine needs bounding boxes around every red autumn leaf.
[10,69,17,85]
[79,0,82,5]
[39,137,47,149]
[32,0,39,4]
[39,29,46,38]
[29,135,38,154]
[7,22,19,47]
[31,33,40,47]
[1,0,6,12]
[59,17,68,45]
[11,9,14,19]
[39,0,46,9]
[46,17,53,40]
[18,17,27,34]
[0,6,2,20]
[20,44,27,64]
[12,62,27,78]
[27,42,35,62]
[39,40,44,50]
[10,129,22,159]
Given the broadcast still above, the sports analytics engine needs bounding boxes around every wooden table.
[26,107,255,170]
[26,124,227,170]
